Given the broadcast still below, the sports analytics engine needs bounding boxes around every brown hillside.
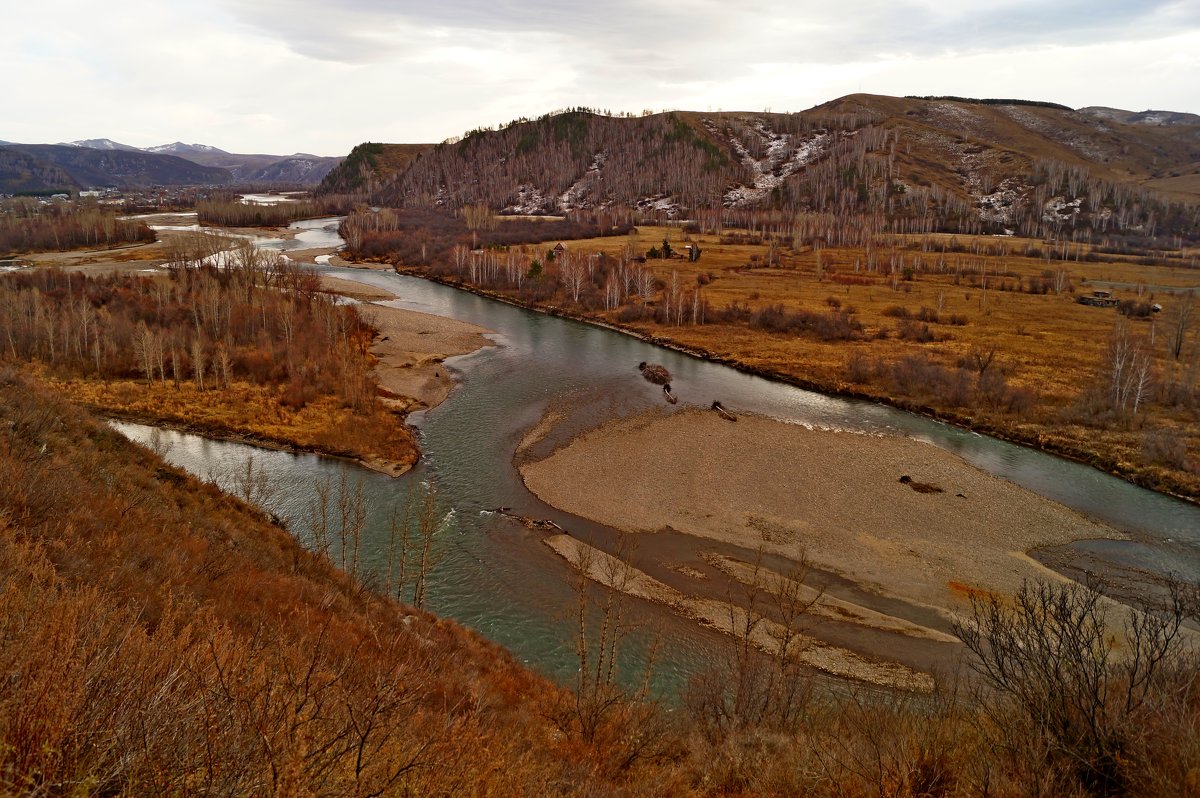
[0,370,683,795]
[333,94,1200,245]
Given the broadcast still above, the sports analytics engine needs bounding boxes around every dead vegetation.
[2,370,1199,795]
[0,249,418,472]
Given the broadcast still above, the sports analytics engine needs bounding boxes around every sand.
[313,273,493,413]
[317,276,395,301]
[547,534,934,690]
[520,408,1123,619]
[356,301,492,412]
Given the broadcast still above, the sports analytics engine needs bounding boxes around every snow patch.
[714,119,829,207]
[1042,195,1082,223]
[557,152,608,211]
[634,194,682,216]
[505,184,552,215]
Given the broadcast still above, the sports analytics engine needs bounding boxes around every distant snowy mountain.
[58,138,144,152]
[146,142,229,155]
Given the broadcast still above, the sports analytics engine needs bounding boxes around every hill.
[0,370,615,794]
[1079,106,1200,127]
[145,141,230,155]
[329,94,1200,242]
[0,147,81,193]
[317,141,434,195]
[0,144,232,191]
[59,137,145,152]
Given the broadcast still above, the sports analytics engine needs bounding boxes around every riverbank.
[48,376,421,477]
[316,273,494,412]
[41,268,494,478]
[13,211,497,477]
[519,407,1123,648]
[349,295,495,413]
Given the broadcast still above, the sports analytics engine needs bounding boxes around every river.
[113,217,1200,693]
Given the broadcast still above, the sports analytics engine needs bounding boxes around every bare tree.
[687,551,819,738]
[633,265,656,302]
[1166,295,1195,361]
[190,338,206,391]
[955,579,1190,796]
[560,254,587,303]
[553,536,664,771]
[462,204,494,249]
[1103,320,1155,418]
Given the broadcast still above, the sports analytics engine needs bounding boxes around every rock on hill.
[325,94,1200,240]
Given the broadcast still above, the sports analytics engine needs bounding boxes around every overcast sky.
[5,0,1198,156]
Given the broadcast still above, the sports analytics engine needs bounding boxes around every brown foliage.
[0,260,415,467]
[0,198,154,255]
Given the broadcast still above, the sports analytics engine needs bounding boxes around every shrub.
[845,351,875,383]
[1142,429,1191,470]
[896,320,946,343]
[615,304,651,323]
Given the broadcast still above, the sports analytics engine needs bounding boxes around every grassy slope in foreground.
[0,370,676,794]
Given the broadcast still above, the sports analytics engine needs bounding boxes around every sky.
[5,0,1199,156]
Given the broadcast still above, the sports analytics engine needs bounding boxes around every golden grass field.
[536,225,1200,498]
[46,375,419,476]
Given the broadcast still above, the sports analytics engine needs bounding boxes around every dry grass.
[4,369,1199,797]
[46,375,418,475]
[0,369,677,796]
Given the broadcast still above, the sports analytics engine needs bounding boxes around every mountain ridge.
[0,138,343,191]
[319,94,1200,242]
[0,144,231,192]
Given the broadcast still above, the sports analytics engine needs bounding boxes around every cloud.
[2,0,1197,154]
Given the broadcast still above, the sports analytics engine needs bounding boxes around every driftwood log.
[712,401,737,421]
[639,362,671,385]
[495,508,566,533]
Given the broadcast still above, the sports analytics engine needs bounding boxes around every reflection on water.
[239,192,304,205]
[256,217,346,255]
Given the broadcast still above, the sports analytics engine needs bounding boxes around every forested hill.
[317,142,435,195]
[321,94,1200,241]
